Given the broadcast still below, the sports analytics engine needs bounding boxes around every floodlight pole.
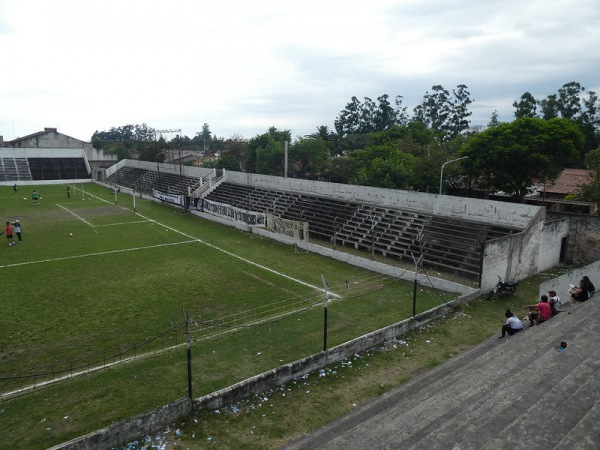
[439,156,468,195]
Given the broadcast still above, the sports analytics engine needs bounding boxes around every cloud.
[0,0,598,141]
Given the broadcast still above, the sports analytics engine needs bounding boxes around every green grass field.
[0,182,457,449]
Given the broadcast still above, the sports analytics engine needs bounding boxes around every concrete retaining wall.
[47,398,192,450]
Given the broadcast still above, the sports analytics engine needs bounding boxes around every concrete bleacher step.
[285,300,600,449]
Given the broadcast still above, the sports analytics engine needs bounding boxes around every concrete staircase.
[284,299,600,449]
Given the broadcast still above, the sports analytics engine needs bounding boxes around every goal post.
[113,184,138,212]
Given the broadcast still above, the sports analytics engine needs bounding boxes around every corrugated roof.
[541,168,594,194]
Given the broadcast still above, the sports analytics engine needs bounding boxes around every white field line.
[95,220,152,227]
[57,204,95,228]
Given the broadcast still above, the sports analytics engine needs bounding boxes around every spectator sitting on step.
[548,290,563,316]
[498,309,523,339]
[524,295,552,327]
[582,276,595,299]
[570,279,589,303]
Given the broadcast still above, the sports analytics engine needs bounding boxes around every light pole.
[439,156,468,195]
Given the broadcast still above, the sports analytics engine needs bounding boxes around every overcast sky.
[1,0,599,143]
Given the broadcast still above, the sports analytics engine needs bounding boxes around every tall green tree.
[413,84,472,142]
[513,92,538,118]
[347,144,417,189]
[290,137,330,177]
[460,118,583,199]
[334,94,407,137]
[223,134,249,171]
[247,127,291,174]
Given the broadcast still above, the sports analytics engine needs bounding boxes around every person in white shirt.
[548,290,563,316]
[499,309,524,339]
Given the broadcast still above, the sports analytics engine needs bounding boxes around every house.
[539,168,594,200]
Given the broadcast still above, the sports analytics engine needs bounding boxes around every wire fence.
[0,269,449,401]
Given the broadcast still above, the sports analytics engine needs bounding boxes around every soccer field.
[0,182,454,448]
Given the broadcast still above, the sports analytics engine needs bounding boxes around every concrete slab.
[284,299,600,450]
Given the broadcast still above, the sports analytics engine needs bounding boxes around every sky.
[1,0,599,143]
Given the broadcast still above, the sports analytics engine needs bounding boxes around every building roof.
[541,168,594,195]
[4,128,87,146]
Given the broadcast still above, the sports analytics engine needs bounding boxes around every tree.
[460,118,583,200]
[539,94,559,120]
[334,94,408,137]
[223,134,249,171]
[569,148,600,203]
[347,144,417,189]
[290,137,330,178]
[196,123,213,154]
[557,81,585,120]
[513,92,538,119]
[247,127,291,174]
[201,154,240,171]
[488,110,500,128]
[413,84,472,142]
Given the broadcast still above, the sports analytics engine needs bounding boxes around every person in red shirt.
[5,221,14,247]
[524,295,552,327]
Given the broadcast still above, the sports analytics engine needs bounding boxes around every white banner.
[266,213,309,241]
[152,189,183,206]
[203,199,266,226]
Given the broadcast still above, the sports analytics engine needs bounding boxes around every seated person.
[499,309,524,338]
[524,295,552,326]
[570,279,590,303]
[548,290,563,316]
[582,276,595,299]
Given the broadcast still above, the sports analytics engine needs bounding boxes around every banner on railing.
[153,189,183,206]
[202,199,266,227]
[186,197,204,211]
[266,213,309,241]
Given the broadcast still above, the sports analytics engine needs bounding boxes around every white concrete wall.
[0,147,87,158]
[537,218,570,273]
[479,209,569,292]
[224,171,540,228]
[109,159,215,179]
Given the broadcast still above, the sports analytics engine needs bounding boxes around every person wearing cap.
[498,309,524,338]
[13,220,22,242]
[524,295,552,326]
[548,290,563,316]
